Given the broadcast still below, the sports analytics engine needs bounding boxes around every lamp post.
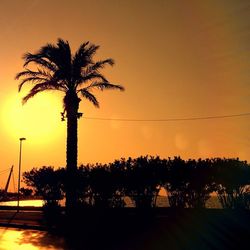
[17,137,26,211]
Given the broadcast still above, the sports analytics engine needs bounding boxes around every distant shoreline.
[0,195,223,209]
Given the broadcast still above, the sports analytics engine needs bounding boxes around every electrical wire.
[0,168,12,175]
[83,112,250,122]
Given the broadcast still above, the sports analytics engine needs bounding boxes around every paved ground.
[0,210,46,230]
[0,208,249,249]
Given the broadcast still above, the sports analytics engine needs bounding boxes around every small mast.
[4,165,13,193]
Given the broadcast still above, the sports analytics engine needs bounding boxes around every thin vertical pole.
[17,138,25,212]
[17,139,22,211]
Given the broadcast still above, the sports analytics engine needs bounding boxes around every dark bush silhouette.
[89,164,112,207]
[213,158,250,209]
[163,157,187,208]
[20,187,33,197]
[22,156,250,210]
[23,166,63,207]
[75,165,92,207]
[121,156,162,208]
[184,159,215,208]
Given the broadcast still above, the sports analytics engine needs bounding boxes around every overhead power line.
[0,167,12,175]
[83,112,250,122]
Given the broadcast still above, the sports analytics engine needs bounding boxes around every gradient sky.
[0,0,250,190]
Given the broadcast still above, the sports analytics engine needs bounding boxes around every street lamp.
[17,137,26,211]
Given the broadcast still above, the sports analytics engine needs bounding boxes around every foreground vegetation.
[1,156,250,249]
[21,156,250,210]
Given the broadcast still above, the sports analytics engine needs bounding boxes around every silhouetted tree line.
[22,156,250,209]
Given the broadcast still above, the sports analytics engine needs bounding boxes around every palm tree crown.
[16,38,124,210]
[16,38,124,106]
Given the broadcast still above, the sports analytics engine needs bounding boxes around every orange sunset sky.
[0,0,250,189]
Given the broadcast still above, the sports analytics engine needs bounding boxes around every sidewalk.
[0,210,46,230]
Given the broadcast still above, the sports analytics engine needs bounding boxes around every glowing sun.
[1,92,64,145]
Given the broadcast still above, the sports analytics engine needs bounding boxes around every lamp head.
[19,137,26,141]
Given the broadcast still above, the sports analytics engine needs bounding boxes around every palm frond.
[18,77,49,92]
[57,39,71,65]
[86,81,125,91]
[23,53,57,72]
[16,68,62,92]
[22,81,66,104]
[26,39,72,78]
[37,43,58,56]
[90,59,114,72]
[84,43,99,59]
[77,59,114,86]
[16,68,52,80]
[16,69,42,80]
[34,81,65,92]
[72,42,99,68]
[80,89,99,107]
[22,89,41,104]
[80,72,109,84]
[73,42,90,66]
[72,42,95,80]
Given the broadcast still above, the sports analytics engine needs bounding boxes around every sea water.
[125,195,222,208]
[0,196,222,208]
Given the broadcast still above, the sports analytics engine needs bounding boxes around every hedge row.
[23,156,250,209]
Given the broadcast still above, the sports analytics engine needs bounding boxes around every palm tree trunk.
[64,91,80,212]
[66,110,78,210]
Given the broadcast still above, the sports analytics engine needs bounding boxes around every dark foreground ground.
[0,208,250,250]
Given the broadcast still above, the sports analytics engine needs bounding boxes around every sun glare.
[1,92,64,145]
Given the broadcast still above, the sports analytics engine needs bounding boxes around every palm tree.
[15,38,124,211]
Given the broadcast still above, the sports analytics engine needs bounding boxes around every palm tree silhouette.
[16,38,124,211]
